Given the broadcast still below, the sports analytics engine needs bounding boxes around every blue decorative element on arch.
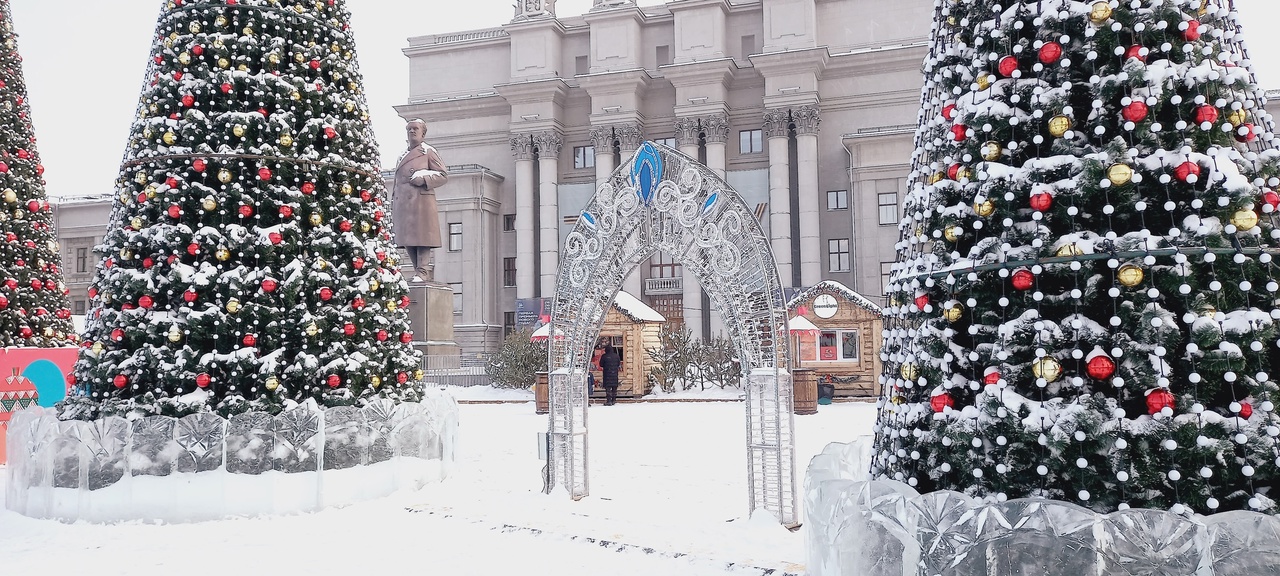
[702,192,719,215]
[632,142,663,206]
[580,211,597,229]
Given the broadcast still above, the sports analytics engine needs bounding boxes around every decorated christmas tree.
[68,0,422,418]
[0,1,74,348]
[873,0,1280,515]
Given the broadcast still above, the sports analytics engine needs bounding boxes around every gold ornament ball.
[2,189,14,203]
[309,213,323,226]
[130,217,144,230]
[1117,264,1145,287]
[306,322,319,337]
[120,247,133,260]
[189,21,202,33]
[1089,1,1113,23]
[1048,115,1072,137]
[1227,109,1248,127]
[414,369,425,381]
[981,141,1002,161]
[226,299,242,314]
[135,171,149,184]
[370,375,382,389]
[167,327,182,342]
[218,58,230,69]
[178,52,191,66]
[955,167,974,181]
[279,133,294,147]
[976,72,993,91]
[341,183,354,195]
[1056,243,1083,257]
[944,226,963,242]
[1232,209,1260,231]
[386,300,397,312]
[1201,304,1218,318]
[344,101,356,113]
[1032,357,1063,382]
[217,169,233,184]
[163,131,177,145]
[360,221,371,233]
[214,15,228,26]
[145,185,158,199]
[233,125,246,137]
[242,26,254,36]
[974,198,995,217]
[900,362,920,380]
[43,327,52,338]
[1107,163,1134,186]
[265,376,280,391]
[290,91,301,101]
[943,302,964,323]
[92,342,104,354]
[927,172,945,185]
[216,248,231,261]
[370,279,381,292]
[236,64,249,72]
[202,198,218,211]
[268,53,281,64]
[213,38,225,49]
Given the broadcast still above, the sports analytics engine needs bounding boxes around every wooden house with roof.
[786,281,883,398]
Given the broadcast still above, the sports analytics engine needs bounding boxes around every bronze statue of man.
[392,118,449,282]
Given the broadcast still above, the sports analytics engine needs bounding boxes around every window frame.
[827,238,850,273]
[503,257,517,287]
[739,129,763,154]
[877,192,898,226]
[573,145,595,169]
[449,282,463,314]
[448,222,462,251]
[75,247,88,273]
[826,189,848,211]
[815,329,859,362]
[502,214,516,232]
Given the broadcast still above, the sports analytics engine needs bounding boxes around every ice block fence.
[804,438,1280,576]
[4,389,458,523]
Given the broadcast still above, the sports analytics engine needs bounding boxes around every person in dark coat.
[599,346,621,406]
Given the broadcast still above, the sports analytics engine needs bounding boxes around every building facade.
[397,0,935,354]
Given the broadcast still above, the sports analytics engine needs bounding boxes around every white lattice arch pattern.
[546,142,797,525]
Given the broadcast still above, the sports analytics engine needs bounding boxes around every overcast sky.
[9,0,1280,198]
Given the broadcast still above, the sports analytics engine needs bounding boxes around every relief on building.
[591,0,636,11]
[511,133,535,161]
[674,117,700,148]
[613,124,643,152]
[533,131,563,157]
[763,108,791,139]
[673,114,730,148]
[513,0,557,22]
[793,105,821,135]
[589,126,615,152]
[702,114,730,143]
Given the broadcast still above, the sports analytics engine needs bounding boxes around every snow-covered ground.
[0,400,877,575]
[438,383,747,402]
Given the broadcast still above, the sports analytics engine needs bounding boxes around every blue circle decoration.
[23,359,67,407]
[632,142,662,206]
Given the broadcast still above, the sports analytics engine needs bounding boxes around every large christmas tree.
[874,0,1280,515]
[0,1,74,348]
[68,0,422,418]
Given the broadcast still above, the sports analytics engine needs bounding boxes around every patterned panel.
[175,412,225,473]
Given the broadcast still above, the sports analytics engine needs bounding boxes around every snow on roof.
[612,290,666,323]
[787,280,882,314]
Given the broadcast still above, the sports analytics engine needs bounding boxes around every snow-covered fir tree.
[873,0,1280,515]
[68,0,422,418]
[0,0,74,348]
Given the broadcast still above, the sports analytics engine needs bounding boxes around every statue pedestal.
[407,283,459,357]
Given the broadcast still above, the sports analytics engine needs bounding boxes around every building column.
[590,126,615,193]
[611,123,645,298]
[702,113,730,337]
[764,108,793,287]
[534,131,562,297]
[511,134,536,300]
[673,116,703,336]
[794,105,821,287]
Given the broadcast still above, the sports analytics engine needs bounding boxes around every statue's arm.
[409,147,449,190]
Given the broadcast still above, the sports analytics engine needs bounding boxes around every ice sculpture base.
[5,390,459,524]
[804,438,1280,576]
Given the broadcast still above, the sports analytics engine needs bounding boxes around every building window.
[877,193,898,225]
[741,35,757,58]
[504,312,516,337]
[739,129,763,154]
[817,330,859,361]
[574,145,595,169]
[827,190,848,211]
[450,283,462,314]
[656,45,671,66]
[503,214,516,232]
[828,238,850,272]
[73,300,86,315]
[881,261,895,297]
[649,251,681,279]
[575,55,589,75]
[654,137,676,148]
[503,257,516,287]
[75,248,88,273]
[448,222,462,251]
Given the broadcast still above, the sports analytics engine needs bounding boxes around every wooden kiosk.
[587,290,665,401]
[786,281,883,398]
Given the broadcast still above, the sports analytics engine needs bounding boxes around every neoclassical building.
[396,0,936,353]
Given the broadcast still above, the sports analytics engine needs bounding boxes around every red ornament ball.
[360,190,372,203]
[1235,123,1257,143]
[1012,268,1035,290]
[352,296,365,310]
[339,220,353,232]
[947,163,961,180]
[942,103,957,120]
[19,326,31,339]
[279,205,294,218]
[0,296,9,310]
[1195,105,1219,125]
[983,369,1001,385]
[1240,402,1254,419]
[324,126,337,139]
[1122,101,1149,123]
[343,323,357,336]
[138,295,154,308]
[400,296,410,309]
[187,243,200,255]
[257,167,272,181]
[113,374,128,389]
[111,328,125,341]
[1086,354,1116,380]
[1174,161,1201,182]
[400,332,413,344]
[998,55,1018,77]
[930,392,955,413]
[181,94,194,107]
[1262,189,1280,211]
[192,158,207,172]
[183,289,197,303]
[397,372,409,384]
[301,182,315,194]
[319,287,333,301]
[221,82,232,93]
[913,293,930,310]
[29,278,41,291]
[310,59,321,70]
[238,204,254,218]
[167,205,181,218]
[196,373,211,388]
[142,257,155,269]
[243,334,257,347]
[268,232,283,244]
[1030,192,1053,212]
[376,330,388,342]
[1038,42,1063,64]
[1124,45,1146,62]
[5,278,17,290]
[951,124,968,142]
[1147,388,1176,415]
[352,256,365,270]
[327,374,341,388]
[1184,20,1201,41]
[262,278,278,293]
